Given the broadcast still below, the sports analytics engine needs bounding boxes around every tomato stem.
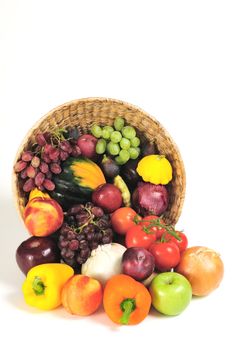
[136,218,181,241]
[120,298,136,325]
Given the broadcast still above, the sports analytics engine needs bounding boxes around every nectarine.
[24,198,63,236]
[62,275,102,316]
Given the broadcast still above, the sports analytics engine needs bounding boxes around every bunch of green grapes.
[91,117,140,165]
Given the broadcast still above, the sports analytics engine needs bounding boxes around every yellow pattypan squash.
[136,155,172,185]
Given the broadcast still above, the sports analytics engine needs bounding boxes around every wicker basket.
[12,97,186,225]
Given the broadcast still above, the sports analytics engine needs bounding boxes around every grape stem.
[50,128,67,146]
[71,206,108,237]
[72,206,94,234]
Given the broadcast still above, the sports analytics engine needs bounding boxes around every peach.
[24,198,64,236]
[62,275,103,316]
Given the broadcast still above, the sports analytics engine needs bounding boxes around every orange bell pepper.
[103,274,151,325]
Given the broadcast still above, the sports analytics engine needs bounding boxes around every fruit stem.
[136,218,181,241]
[32,276,46,296]
[120,298,136,325]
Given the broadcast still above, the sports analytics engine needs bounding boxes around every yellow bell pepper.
[137,155,172,185]
[22,263,74,310]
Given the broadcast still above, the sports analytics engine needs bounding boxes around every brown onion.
[175,246,224,296]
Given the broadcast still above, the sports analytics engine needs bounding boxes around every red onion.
[132,182,169,216]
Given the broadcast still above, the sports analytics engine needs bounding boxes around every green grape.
[102,129,111,140]
[110,131,122,143]
[128,147,140,159]
[119,149,130,163]
[114,117,125,131]
[130,136,140,147]
[122,126,136,139]
[120,138,131,150]
[107,141,120,155]
[91,125,102,138]
[115,156,127,165]
[96,139,106,154]
[103,125,114,135]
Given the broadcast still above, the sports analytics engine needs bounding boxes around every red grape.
[50,163,62,174]
[41,152,51,163]
[71,145,81,157]
[35,172,45,186]
[35,133,47,146]
[43,132,51,143]
[17,129,83,196]
[26,165,37,178]
[21,151,33,162]
[60,150,69,161]
[39,161,49,174]
[43,179,55,191]
[15,160,27,172]
[58,203,113,268]
[43,144,53,154]
[31,156,40,168]
[49,148,60,161]
[69,240,79,250]
[23,178,35,192]
[59,140,72,153]
[20,168,28,179]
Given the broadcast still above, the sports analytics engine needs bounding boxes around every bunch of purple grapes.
[14,128,81,193]
[58,202,113,268]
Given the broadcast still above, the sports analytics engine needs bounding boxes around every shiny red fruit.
[77,134,97,159]
[149,241,180,272]
[111,207,138,235]
[125,225,157,249]
[164,231,188,252]
[92,184,122,213]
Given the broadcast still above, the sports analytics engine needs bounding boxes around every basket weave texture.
[13,97,186,225]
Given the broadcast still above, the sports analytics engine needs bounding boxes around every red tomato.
[149,241,180,271]
[111,207,139,235]
[164,231,188,252]
[139,215,167,239]
[125,225,157,249]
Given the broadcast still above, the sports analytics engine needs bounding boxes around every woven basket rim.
[12,97,186,225]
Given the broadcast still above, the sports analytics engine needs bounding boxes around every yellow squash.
[136,155,172,185]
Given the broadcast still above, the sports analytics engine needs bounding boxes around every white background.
[0,1,231,349]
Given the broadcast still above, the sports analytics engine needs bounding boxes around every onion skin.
[175,246,224,296]
[132,182,169,216]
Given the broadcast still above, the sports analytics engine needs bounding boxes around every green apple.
[149,272,192,315]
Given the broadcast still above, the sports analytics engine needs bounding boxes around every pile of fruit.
[15,117,224,325]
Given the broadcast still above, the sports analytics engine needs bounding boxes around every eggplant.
[141,141,158,157]
[120,159,142,190]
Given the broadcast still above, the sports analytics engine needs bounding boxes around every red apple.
[77,134,97,158]
[92,184,122,213]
